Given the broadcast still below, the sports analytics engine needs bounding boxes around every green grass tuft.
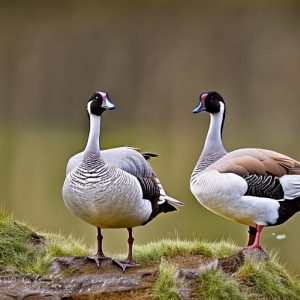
[153,259,180,300]
[199,268,244,300]
[31,232,91,275]
[237,257,300,299]
[0,209,12,222]
[0,211,91,275]
[134,238,237,264]
[0,212,43,274]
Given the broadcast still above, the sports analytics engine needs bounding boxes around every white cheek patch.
[280,175,300,200]
[87,101,92,115]
[219,102,225,114]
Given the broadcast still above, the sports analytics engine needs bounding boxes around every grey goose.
[62,91,183,271]
[190,91,300,249]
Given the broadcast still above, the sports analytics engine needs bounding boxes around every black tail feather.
[162,202,177,213]
[142,152,159,160]
[274,196,300,226]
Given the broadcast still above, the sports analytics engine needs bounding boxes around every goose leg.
[248,224,264,249]
[247,226,257,246]
[96,227,105,256]
[86,227,110,267]
[112,228,140,272]
[127,227,134,262]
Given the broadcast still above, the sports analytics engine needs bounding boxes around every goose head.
[193,91,225,114]
[193,91,227,142]
[87,91,115,116]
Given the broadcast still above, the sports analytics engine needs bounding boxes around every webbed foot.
[85,255,111,268]
[112,259,140,272]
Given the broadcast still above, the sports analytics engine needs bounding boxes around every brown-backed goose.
[190,91,300,248]
[63,91,183,271]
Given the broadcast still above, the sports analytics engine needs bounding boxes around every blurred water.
[1,124,300,275]
[0,0,300,275]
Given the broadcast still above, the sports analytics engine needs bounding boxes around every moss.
[153,260,180,300]
[199,268,244,300]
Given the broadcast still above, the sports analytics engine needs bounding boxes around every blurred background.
[0,0,300,273]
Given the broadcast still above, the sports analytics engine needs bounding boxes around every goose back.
[66,147,154,178]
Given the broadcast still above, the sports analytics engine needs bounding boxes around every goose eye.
[95,94,103,101]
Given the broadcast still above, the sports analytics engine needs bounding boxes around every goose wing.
[66,147,157,176]
[242,174,284,199]
[211,148,300,177]
[210,148,300,200]
[106,148,155,177]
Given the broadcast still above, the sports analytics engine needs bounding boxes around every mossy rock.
[0,210,300,299]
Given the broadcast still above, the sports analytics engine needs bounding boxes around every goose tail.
[160,194,184,206]
[142,152,159,160]
[155,177,184,207]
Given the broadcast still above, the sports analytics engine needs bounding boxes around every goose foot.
[112,259,140,272]
[85,255,110,268]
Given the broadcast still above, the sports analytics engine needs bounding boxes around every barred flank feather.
[243,174,284,199]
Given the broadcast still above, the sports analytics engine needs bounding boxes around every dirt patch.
[217,251,245,273]
[27,233,45,246]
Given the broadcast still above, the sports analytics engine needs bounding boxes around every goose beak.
[193,100,206,113]
[102,98,116,110]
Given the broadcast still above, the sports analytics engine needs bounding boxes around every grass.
[195,253,300,300]
[134,238,237,264]
[237,258,300,299]
[199,268,244,300]
[0,209,90,275]
[143,238,300,299]
[153,260,180,300]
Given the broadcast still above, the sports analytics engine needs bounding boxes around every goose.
[190,91,300,249]
[62,91,183,271]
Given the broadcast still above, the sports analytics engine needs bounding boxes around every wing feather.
[210,148,300,177]
[243,174,284,199]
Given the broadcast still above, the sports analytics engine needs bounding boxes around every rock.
[0,250,281,299]
[0,256,157,299]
